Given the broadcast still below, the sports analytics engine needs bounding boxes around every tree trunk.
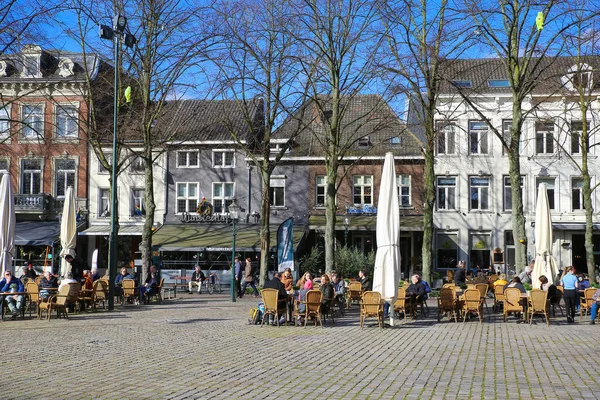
[259,167,271,287]
[580,114,596,283]
[421,121,436,284]
[140,151,156,284]
[508,109,527,272]
[324,164,338,272]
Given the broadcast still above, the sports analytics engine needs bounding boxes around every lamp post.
[344,217,350,247]
[228,200,240,303]
[99,15,136,310]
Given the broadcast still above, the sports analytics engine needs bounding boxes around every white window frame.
[54,158,77,198]
[397,174,411,207]
[20,158,43,195]
[176,151,199,168]
[535,121,555,154]
[54,104,79,139]
[536,177,556,210]
[436,176,456,211]
[98,154,111,174]
[315,175,327,208]
[131,188,145,217]
[270,176,285,207]
[21,104,44,140]
[570,121,586,155]
[129,155,146,174]
[503,175,524,212]
[212,150,235,168]
[571,177,584,211]
[436,121,456,155]
[0,104,10,140]
[98,188,110,218]
[352,175,373,205]
[0,158,9,175]
[469,176,490,211]
[212,182,235,213]
[469,121,489,155]
[176,182,199,214]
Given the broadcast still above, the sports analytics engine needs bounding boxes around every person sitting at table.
[406,274,426,301]
[281,268,293,292]
[319,274,334,315]
[358,270,372,291]
[588,288,600,325]
[188,266,205,294]
[263,272,288,324]
[91,267,101,282]
[518,264,533,284]
[1,270,24,319]
[114,267,129,287]
[504,276,526,294]
[538,275,557,299]
[39,271,58,300]
[142,270,160,303]
[82,270,93,290]
[330,271,345,297]
[454,261,467,286]
[20,263,37,283]
[493,274,508,293]
[297,272,312,290]
[417,274,432,299]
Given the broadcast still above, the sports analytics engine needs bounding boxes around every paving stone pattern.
[1,295,599,400]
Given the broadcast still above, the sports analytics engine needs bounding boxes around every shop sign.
[179,212,231,223]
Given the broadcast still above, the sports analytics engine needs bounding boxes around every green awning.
[308,214,423,231]
[152,223,306,252]
[79,224,144,236]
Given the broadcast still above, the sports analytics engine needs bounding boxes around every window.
[176,151,199,168]
[452,80,472,88]
[358,136,371,148]
[213,182,235,213]
[22,104,43,139]
[98,188,110,217]
[570,121,587,155]
[176,183,199,214]
[536,177,556,210]
[437,176,456,210]
[501,120,522,155]
[21,159,42,194]
[470,176,490,210]
[131,189,145,216]
[130,155,146,173]
[270,176,285,207]
[469,121,488,154]
[212,151,234,168]
[98,154,111,173]
[488,79,510,88]
[315,175,326,207]
[0,104,10,139]
[397,175,411,207]
[436,121,456,155]
[503,176,524,211]
[389,136,401,146]
[22,55,40,77]
[470,232,491,270]
[535,121,554,154]
[0,159,8,175]
[55,105,78,138]
[572,178,584,211]
[55,159,76,197]
[352,175,373,205]
[437,232,458,269]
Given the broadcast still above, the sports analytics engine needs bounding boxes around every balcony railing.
[14,194,88,219]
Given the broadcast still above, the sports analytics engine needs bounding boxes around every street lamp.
[228,200,240,303]
[344,217,350,247]
[99,15,137,311]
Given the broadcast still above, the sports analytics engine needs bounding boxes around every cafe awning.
[79,224,144,236]
[15,220,86,246]
[152,223,306,252]
[308,214,423,232]
[551,222,600,231]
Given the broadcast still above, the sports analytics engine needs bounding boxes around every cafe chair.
[303,290,323,328]
[145,278,164,304]
[25,281,41,318]
[475,283,490,314]
[346,281,362,309]
[503,288,524,322]
[322,293,336,325]
[461,289,484,323]
[393,287,407,322]
[549,289,564,317]
[580,288,596,321]
[360,291,383,329]
[493,286,505,312]
[38,284,70,320]
[121,279,139,306]
[260,288,283,327]
[437,287,457,322]
[528,289,549,325]
[92,279,108,310]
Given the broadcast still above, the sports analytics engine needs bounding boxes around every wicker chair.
[462,289,484,323]
[503,287,524,322]
[493,286,505,312]
[475,283,490,313]
[549,288,564,316]
[38,284,70,320]
[302,290,323,328]
[121,279,138,305]
[437,287,458,322]
[393,287,407,321]
[346,281,362,309]
[92,280,108,310]
[25,281,41,318]
[321,290,336,325]
[261,288,286,327]
[34,276,42,285]
[360,291,383,329]
[528,289,549,325]
[145,278,164,304]
[580,288,596,320]
[442,283,455,289]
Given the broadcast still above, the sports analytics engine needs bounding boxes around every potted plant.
[398,280,405,288]
[523,283,532,295]
[460,283,467,290]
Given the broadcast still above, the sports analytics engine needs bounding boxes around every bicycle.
[205,273,222,295]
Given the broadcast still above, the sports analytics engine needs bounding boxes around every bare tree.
[211,0,309,286]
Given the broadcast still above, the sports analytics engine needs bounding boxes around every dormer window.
[269,138,292,153]
[389,136,401,146]
[562,63,594,91]
[488,79,510,88]
[21,45,43,78]
[58,58,75,77]
[452,80,472,88]
[0,60,11,77]
[358,136,371,148]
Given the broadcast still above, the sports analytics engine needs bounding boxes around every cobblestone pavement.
[1,293,599,400]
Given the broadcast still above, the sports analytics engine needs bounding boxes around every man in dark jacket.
[0,270,24,318]
[39,271,58,300]
[406,275,426,301]
[64,255,85,281]
[358,270,372,291]
[263,272,288,324]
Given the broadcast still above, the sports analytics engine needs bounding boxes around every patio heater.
[228,200,240,303]
[99,15,137,310]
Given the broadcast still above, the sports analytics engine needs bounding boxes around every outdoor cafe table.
[0,292,27,321]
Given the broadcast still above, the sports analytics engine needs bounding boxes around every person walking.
[240,257,259,298]
[234,256,243,298]
[561,266,579,323]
